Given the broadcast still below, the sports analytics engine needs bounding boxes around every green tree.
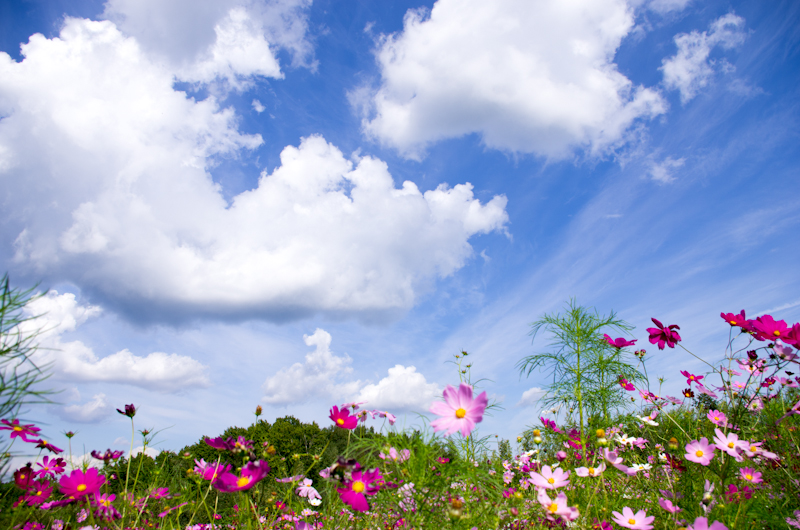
[0,274,52,473]
[516,299,643,454]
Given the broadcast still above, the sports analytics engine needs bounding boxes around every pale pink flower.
[706,410,727,427]
[712,428,745,461]
[687,516,728,530]
[429,383,488,438]
[774,340,798,361]
[536,489,579,521]
[611,506,654,530]
[743,441,778,460]
[685,438,715,466]
[574,463,605,477]
[295,478,321,500]
[529,465,570,489]
[739,467,763,484]
[658,497,681,513]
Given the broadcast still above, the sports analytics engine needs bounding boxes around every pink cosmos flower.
[742,441,778,460]
[116,404,137,417]
[429,383,488,438]
[93,493,121,520]
[787,323,800,347]
[22,480,52,506]
[611,507,654,530]
[604,334,637,349]
[618,377,635,391]
[681,370,704,386]
[35,456,65,479]
[295,478,321,500]
[329,405,358,430]
[337,467,382,512]
[574,463,605,477]
[370,410,397,425]
[712,428,744,461]
[195,460,232,481]
[658,497,681,513]
[721,310,749,329]
[694,384,718,399]
[0,419,41,442]
[213,460,271,492]
[537,489,579,521]
[685,438,715,466]
[647,318,681,350]
[706,410,727,427]
[774,340,798,361]
[752,314,790,342]
[14,464,35,490]
[746,397,763,411]
[529,465,570,489]
[739,467,763,484]
[379,447,410,462]
[687,517,728,530]
[59,468,106,499]
[35,439,63,454]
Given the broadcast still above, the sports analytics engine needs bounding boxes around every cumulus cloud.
[17,291,210,391]
[516,386,545,407]
[102,0,314,80]
[261,329,361,405]
[359,0,666,159]
[356,365,441,412]
[661,13,747,103]
[0,18,508,324]
[252,99,266,112]
[649,156,685,183]
[61,393,111,423]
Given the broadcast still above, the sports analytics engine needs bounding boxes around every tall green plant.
[516,299,643,453]
[0,274,52,472]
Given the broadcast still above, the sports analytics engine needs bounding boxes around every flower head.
[712,428,744,460]
[59,468,106,499]
[618,377,635,391]
[647,318,681,350]
[429,383,488,438]
[611,507,654,530]
[685,438,715,466]
[213,460,271,492]
[35,456,66,479]
[721,310,750,329]
[706,410,727,427]
[681,370,704,386]
[537,489,579,521]
[604,334,637,349]
[91,449,124,464]
[739,467,763,484]
[14,464,35,491]
[116,404,136,418]
[22,479,53,506]
[574,463,605,477]
[687,517,728,530]
[336,467,382,512]
[658,497,681,514]
[0,419,41,442]
[752,314,790,342]
[295,478,321,500]
[329,405,358,430]
[529,465,570,489]
[93,492,121,520]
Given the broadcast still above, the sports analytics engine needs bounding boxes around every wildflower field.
[1,308,799,530]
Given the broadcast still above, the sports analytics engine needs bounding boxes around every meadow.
[1,307,799,530]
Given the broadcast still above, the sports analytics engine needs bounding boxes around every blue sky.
[1,0,798,462]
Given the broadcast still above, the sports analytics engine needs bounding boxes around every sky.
[0,0,798,463]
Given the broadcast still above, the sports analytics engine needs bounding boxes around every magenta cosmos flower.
[116,404,136,418]
[751,314,790,341]
[329,405,358,430]
[59,468,106,499]
[213,460,271,492]
[35,456,66,479]
[429,383,488,438]
[22,480,53,506]
[739,467,763,484]
[611,507,654,530]
[687,517,728,530]
[0,419,41,442]
[720,310,750,330]
[336,467,383,512]
[530,465,570,489]
[647,318,681,349]
[604,334,637,349]
[685,438,715,466]
[657,497,681,514]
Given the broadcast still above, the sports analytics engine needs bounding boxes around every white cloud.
[130,446,160,459]
[356,365,441,412]
[252,99,266,112]
[516,386,545,407]
[661,13,747,103]
[649,156,685,183]
[359,0,666,159]
[102,0,314,79]
[0,18,508,324]
[61,393,111,423]
[261,329,362,405]
[647,0,692,15]
[18,291,211,391]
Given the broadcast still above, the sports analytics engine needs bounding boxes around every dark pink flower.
[0,419,41,442]
[329,405,358,430]
[35,456,66,479]
[213,460,271,492]
[604,334,637,349]
[786,323,800,347]
[680,370,704,386]
[618,377,635,391]
[720,310,750,330]
[91,449,124,464]
[93,493,121,520]
[647,318,681,350]
[59,468,106,499]
[337,467,382,512]
[429,383,488,438]
[116,404,136,418]
[22,479,52,506]
[35,439,63,454]
[752,314,790,342]
[204,436,234,451]
[14,464,35,491]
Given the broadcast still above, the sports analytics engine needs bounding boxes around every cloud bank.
[0,17,509,324]
[359,0,666,159]
[356,365,440,412]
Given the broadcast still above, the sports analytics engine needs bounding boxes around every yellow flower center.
[547,478,555,484]
[629,519,636,525]
[13,426,22,431]
[750,446,757,452]
[729,320,736,325]
[588,467,595,475]
[774,330,781,336]
[237,476,251,488]
[455,408,466,419]
[36,491,42,496]
[548,503,558,513]
[695,450,704,457]
[102,499,112,506]
[352,480,365,493]
[745,474,752,480]
[728,442,734,448]
[77,484,87,492]
[337,418,344,425]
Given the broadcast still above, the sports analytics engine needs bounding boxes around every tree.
[516,299,643,454]
[0,274,52,472]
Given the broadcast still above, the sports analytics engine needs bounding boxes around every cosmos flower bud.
[668,437,678,450]
[532,429,541,436]
[533,436,542,445]
[255,406,262,417]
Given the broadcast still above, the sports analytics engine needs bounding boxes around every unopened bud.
[532,429,541,436]
[533,436,542,445]
[255,405,263,417]
[266,445,276,455]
